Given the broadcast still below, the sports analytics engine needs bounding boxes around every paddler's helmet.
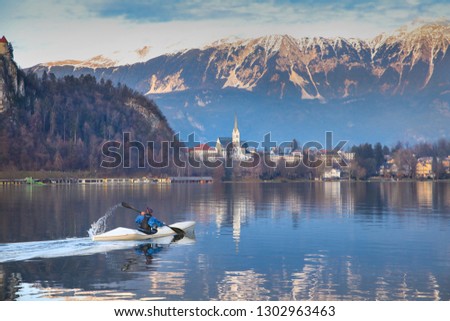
[146,207,153,215]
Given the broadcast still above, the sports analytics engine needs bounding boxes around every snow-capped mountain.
[372,23,450,91]
[42,45,153,69]
[33,22,450,99]
[29,22,450,144]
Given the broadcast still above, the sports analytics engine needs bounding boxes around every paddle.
[121,202,185,235]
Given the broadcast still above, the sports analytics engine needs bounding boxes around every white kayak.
[92,221,195,242]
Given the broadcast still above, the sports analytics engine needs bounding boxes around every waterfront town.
[2,115,449,185]
[188,115,450,181]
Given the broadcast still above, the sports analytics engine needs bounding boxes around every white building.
[323,168,341,180]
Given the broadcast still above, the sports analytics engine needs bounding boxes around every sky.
[1,0,449,68]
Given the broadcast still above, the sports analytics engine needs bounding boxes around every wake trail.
[0,204,138,263]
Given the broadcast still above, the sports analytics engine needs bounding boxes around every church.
[215,115,250,160]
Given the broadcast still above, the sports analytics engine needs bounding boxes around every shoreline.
[223,178,450,183]
[1,171,449,185]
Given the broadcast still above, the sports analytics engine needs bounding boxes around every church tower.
[232,114,240,147]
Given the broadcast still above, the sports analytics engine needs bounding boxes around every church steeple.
[232,113,240,147]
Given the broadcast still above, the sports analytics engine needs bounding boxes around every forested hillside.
[0,55,174,174]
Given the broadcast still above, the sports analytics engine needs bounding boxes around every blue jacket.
[135,214,164,228]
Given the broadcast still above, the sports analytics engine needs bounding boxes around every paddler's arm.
[135,213,145,224]
[151,216,165,227]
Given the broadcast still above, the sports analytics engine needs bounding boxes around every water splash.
[88,203,121,237]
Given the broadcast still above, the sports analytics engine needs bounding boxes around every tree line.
[350,140,450,180]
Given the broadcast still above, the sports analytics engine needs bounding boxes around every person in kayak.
[135,207,164,234]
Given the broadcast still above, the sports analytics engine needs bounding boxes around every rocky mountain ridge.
[31,22,450,101]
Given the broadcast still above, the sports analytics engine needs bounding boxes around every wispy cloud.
[88,0,450,24]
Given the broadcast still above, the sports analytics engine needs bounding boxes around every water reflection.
[217,270,270,300]
[0,233,196,300]
[145,271,187,299]
[417,182,433,208]
[0,182,449,300]
[122,243,166,270]
[124,233,194,269]
[290,252,337,301]
[189,182,421,247]
[287,252,447,301]
[2,182,449,244]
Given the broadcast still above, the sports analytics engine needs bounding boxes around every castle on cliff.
[0,36,10,56]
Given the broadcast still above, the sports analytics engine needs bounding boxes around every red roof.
[191,143,214,151]
[0,36,7,43]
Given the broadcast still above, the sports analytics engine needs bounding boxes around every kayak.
[92,221,195,242]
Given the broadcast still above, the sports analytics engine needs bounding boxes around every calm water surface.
[0,182,449,300]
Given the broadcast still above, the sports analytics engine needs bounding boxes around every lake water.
[0,181,449,301]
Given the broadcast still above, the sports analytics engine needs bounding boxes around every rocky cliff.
[0,54,25,113]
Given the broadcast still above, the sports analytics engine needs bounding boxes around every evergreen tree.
[374,142,384,168]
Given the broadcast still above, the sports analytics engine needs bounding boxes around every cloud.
[187,115,205,132]
[87,0,450,25]
[432,99,450,118]
[92,0,287,22]
[3,0,450,67]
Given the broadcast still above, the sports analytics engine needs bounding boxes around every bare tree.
[393,148,417,178]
